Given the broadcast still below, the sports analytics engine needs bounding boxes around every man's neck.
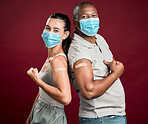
[76,29,96,44]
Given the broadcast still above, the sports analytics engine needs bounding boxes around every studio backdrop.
[0,0,148,123]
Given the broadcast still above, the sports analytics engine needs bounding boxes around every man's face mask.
[77,18,100,36]
[41,30,61,48]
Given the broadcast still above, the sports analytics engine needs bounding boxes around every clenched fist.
[27,67,40,85]
[104,60,124,78]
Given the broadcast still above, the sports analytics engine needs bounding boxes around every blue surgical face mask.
[77,18,100,36]
[41,30,61,48]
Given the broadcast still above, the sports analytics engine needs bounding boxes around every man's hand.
[104,60,124,77]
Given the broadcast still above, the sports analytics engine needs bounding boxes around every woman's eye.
[54,30,59,32]
[45,27,50,30]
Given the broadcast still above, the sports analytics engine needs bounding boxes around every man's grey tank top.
[38,53,67,108]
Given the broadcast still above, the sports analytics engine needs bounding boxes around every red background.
[0,0,148,123]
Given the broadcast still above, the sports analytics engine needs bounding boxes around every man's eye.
[92,15,97,17]
[81,15,87,18]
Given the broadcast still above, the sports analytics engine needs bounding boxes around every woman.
[26,13,72,124]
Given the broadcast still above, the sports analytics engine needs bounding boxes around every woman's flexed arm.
[27,56,71,105]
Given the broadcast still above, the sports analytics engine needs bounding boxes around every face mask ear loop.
[75,19,81,31]
[75,19,86,35]
[76,18,100,36]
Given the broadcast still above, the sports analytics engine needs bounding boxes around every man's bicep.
[74,59,94,95]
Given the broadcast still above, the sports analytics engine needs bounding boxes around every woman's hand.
[27,67,40,85]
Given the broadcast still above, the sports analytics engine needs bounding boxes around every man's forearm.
[85,72,119,99]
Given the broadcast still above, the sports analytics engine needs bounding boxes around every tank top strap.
[47,53,67,62]
[54,53,67,59]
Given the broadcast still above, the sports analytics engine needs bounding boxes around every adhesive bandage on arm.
[75,63,87,69]
[55,67,66,72]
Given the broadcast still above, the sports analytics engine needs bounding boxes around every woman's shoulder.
[50,53,67,67]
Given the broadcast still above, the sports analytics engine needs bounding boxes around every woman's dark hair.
[50,13,71,78]
[50,13,71,55]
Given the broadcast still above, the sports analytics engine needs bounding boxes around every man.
[68,2,126,124]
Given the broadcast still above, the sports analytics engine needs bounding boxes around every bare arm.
[26,93,39,124]
[74,59,124,100]
[27,56,71,105]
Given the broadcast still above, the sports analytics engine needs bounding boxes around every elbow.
[62,95,72,105]
[82,92,94,100]
[83,82,95,100]
[83,91,103,100]
[82,83,103,100]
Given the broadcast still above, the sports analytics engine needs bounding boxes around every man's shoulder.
[96,34,106,41]
[96,34,109,48]
[69,37,88,52]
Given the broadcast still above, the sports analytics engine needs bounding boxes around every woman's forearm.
[35,78,71,105]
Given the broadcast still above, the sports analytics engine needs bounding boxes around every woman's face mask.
[76,18,100,36]
[41,18,66,48]
[41,30,61,48]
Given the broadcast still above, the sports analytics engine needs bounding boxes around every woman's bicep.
[51,57,71,92]
[53,70,70,90]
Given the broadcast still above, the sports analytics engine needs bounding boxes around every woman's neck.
[47,45,63,58]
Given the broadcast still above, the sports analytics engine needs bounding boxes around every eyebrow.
[54,27,60,30]
[92,12,98,14]
[45,25,60,30]
[81,12,97,15]
[45,25,50,27]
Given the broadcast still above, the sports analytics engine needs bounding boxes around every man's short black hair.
[73,2,94,19]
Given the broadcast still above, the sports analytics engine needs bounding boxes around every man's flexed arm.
[74,59,124,100]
